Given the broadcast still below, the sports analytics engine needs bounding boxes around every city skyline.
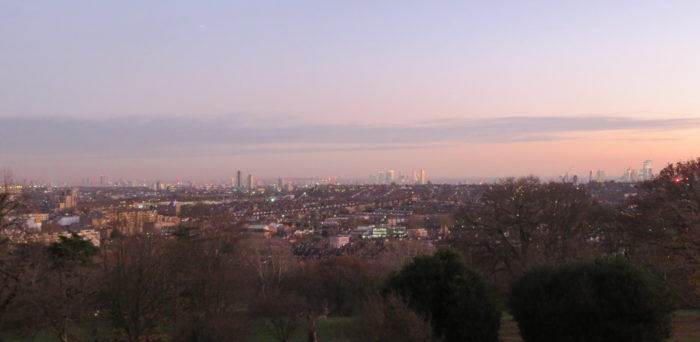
[3,159,660,186]
[3,2,700,179]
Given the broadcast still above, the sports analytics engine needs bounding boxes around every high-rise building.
[387,170,395,183]
[247,174,254,189]
[58,188,78,210]
[420,169,426,185]
[595,170,605,182]
[236,170,242,188]
[71,188,79,204]
[642,160,653,180]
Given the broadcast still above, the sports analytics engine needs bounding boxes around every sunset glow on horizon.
[2,1,700,181]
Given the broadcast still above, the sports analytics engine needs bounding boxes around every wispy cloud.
[1,115,698,158]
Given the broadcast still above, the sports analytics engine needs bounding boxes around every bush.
[509,257,673,342]
[384,248,500,342]
[352,295,435,342]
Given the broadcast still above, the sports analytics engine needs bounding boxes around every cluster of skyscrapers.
[232,170,255,189]
[621,160,653,182]
[370,169,426,185]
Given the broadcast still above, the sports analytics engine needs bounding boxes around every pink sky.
[2,1,700,181]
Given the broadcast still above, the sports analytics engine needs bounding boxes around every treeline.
[0,229,421,342]
[449,158,700,308]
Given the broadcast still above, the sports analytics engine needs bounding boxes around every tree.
[249,290,305,342]
[100,236,174,342]
[451,177,602,283]
[618,158,700,306]
[243,237,302,342]
[509,257,673,342]
[0,182,29,327]
[352,295,435,342]
[310,255,381,316]
[292,256,385,342]
[24,233,99,342]
[170,232,250,342]
[241,237,297,297]
[384,249,501,342]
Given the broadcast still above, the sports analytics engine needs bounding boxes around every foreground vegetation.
[6,311,699,342]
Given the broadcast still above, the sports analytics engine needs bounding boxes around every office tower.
[588,170,594,183]
[387,170,395,183]
[71,188,79,205]
[420,169,426,185]
[413,170,418,183]
[236,170,242,188]
[595,170,605,182]
[100,174,104,186]
[642,160,653,180]
[248,174,254,189]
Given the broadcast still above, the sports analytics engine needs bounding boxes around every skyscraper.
[420,169,426,185]
[247,174,254,189]
[642,160,653,180]
[236,170,242,188]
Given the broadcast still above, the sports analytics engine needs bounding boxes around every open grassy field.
[497,310,700,342]
[250,310,700,342]
[4,310,698,341]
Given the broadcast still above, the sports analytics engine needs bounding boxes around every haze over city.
[3,1,700,181]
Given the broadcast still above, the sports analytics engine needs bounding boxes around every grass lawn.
[248,317,354,342]
[5,310,699,341]
[250,310,700,342]
[498,310,700,342]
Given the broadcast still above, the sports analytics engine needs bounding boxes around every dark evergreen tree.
[509,257,673,342]
[384,249,500,342]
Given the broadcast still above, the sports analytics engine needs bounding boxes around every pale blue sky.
[2,1,700,180]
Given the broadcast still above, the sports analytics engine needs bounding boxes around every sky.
[2,1,700,182]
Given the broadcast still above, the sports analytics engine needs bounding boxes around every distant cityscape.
[5,160,661,189]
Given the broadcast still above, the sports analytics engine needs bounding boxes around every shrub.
[352,295,435,342]
[509,257,673,342]
[384,248,500,342]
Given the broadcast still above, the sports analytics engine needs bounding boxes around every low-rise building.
[329,235,350,248]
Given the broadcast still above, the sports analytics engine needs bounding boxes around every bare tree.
[352,295,435,342]
[240,237,298,297]
[20,233,99,342]
[170,232,250,342]
[619,158,700,306]
[0,171,31,329]
[100,236,175,342]
[452,177,601,283]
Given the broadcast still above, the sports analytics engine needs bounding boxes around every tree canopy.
[509,257,673,342]
[384,248,500,342]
